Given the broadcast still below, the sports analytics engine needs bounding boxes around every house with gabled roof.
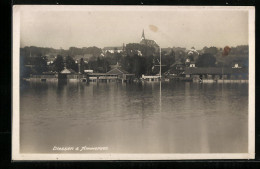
[106,67,129,75]
[106,67,135,82]
[164,60,186,77]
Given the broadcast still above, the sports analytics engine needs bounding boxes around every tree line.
[20,45,249,78]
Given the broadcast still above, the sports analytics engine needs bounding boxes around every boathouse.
[59,68,84,81]
[29,72,58,82]
[86,72,117,82]
[106,67,135,82]
[86,67,134,82]
[184,67,248,81]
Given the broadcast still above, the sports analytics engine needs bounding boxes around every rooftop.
[60,68,76,74]
[106,67,130,75]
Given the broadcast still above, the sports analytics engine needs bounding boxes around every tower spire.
[141,29,145,40]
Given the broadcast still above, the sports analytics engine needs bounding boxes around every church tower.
[141,29,145,41]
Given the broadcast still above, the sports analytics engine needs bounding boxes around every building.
[106,67,135,82]
[141,75,160,81]
[185,58,190,67]
[103,46,124,54]
[185,58,196,67]
[140,29,159,52]
[28,72,58,82]
[86,73,115,82]
[84,69,93,73]
[86,66,135,82]
[189,62,196,68]
[184,67,248,82]
[60,67,76,74]
[232,63,242,68]
[164,61,186,76]
[59,67,84,81]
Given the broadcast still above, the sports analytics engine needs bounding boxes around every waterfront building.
[141,75,160,81]
[164,61,186,76]
[184,67,248,82]
[86,66,134,82]
[84,69,94,73]
[28,72,58,82]
[106,67,135,82]
[59,67,83,81]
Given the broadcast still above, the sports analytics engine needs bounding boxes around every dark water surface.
[20,81,248,153]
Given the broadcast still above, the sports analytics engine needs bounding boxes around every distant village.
[20,30,249,83]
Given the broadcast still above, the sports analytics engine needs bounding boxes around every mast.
[160,47,162,78]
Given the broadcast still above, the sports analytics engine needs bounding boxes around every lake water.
[20,81,248,153]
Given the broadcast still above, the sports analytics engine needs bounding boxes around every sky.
[19,6,249,50]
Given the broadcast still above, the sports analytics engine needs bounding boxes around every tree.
[114,53,122,64]
[125,43,156,57]
[20,54,31,77]
[162,49,175,71]
[53,55,64,73]
[120,54,146,77]
[120,55,132,73]
[188,55,194,62]
[144,55,155,75]
[196,53,216,67]
[33,56,48,74]
[174,48,187,61]
[66,55,78,72]
[187,48,199,61]
[204,46,218,55]
[131,55,146,77]
[87,57,110,73]
[79,58,85,73]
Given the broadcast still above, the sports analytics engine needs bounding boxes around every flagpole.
[159,46,162,112]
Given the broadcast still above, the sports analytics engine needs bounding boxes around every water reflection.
[20,81,248,153]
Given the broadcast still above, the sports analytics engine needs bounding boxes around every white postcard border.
[12,5,255,160]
